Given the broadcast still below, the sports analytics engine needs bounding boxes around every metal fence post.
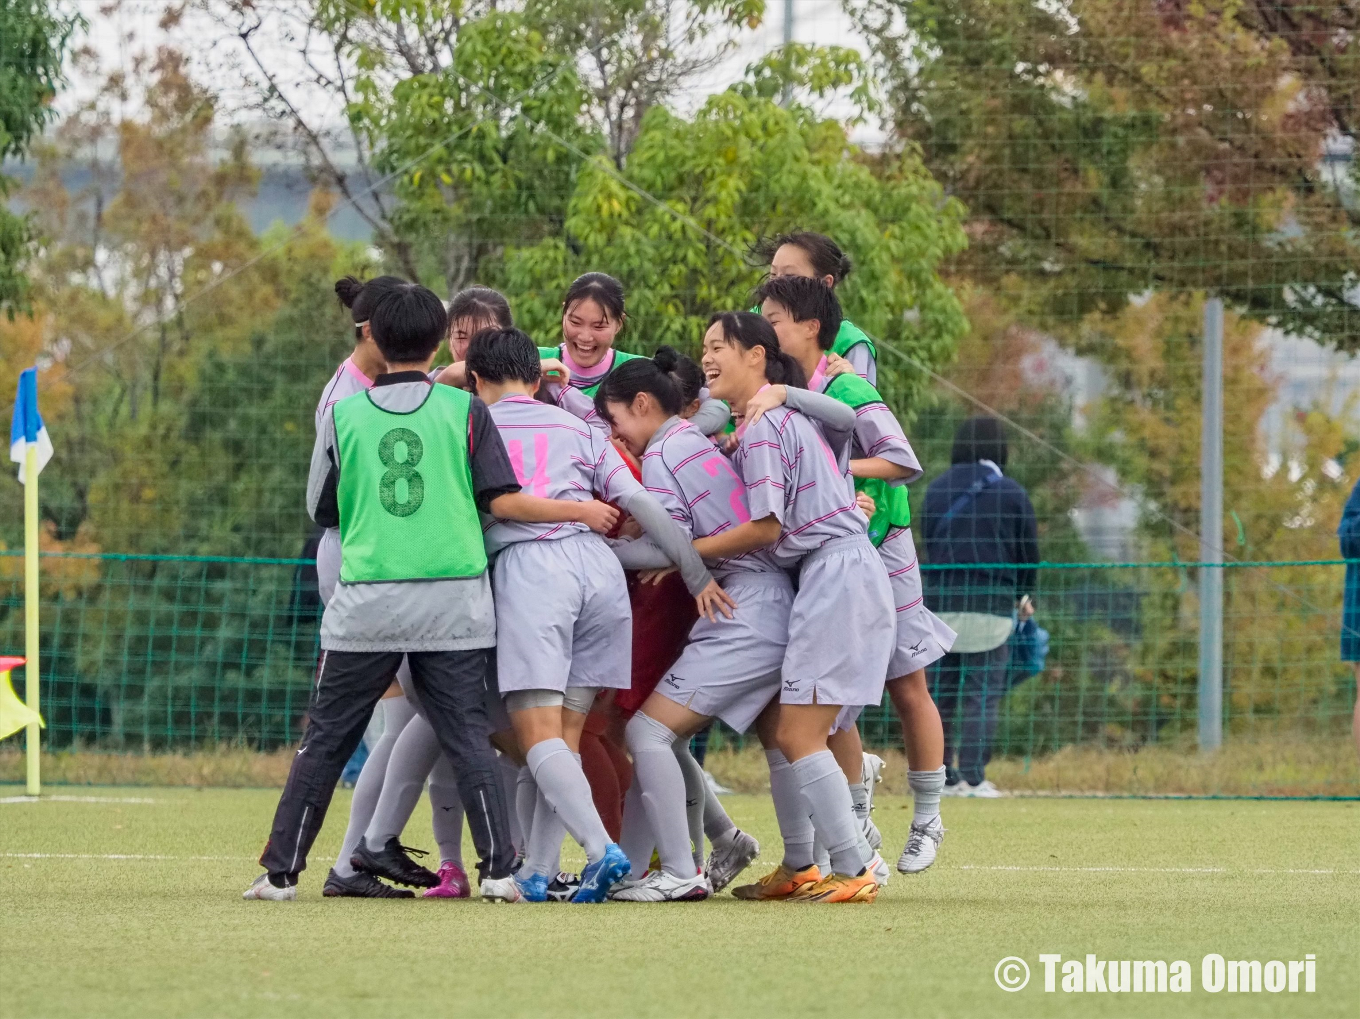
[1199,297,1224,751]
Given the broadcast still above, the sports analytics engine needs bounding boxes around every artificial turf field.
[1,787,1356,1018]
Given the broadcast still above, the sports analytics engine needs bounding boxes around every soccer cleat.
[242,872,296,901]
[861,753,885,849]
[350,835,440,888]
[513,870,550,902]
[545,871,580,903]
[571,843,631,903]
[610,869,711,902]
[706,828,760,893]
[897,816,945,874]
[481,875,527,902]
[423,861,471,899]
[731,864,821,900]
[867,852,891,888]
[323,868,414,898]
[797,870,879,903]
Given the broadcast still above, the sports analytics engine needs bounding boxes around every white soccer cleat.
[480,875,527,903]
[860,753,885,849]
[705,828,760,893]
[897,816,945,874]
[242,873,296,901]
[867,851,891,888]
[963,779,1002,798]
[609,869,711,902]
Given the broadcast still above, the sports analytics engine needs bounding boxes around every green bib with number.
[832,319,877,362]
[333,385,487,583]
[538,346,645,398]
[823,373,911,545]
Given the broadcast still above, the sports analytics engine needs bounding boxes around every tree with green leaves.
[0,0,79,315]
[849,0,1360,347]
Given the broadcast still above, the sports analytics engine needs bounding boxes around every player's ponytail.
[706,312,807,390]
[335,274,408,326]
[652,345,705,406]
[594,357,683,423]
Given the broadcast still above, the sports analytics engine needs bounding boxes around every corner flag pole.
[25,439,40,795]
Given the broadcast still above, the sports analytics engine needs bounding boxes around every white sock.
[526,738,610,864]
[792,750,864,877]
[909,766,946,826]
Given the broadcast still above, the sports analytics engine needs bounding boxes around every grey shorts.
[654,570,794,733]
[880,527,957,679]
[782,534,894,709]
[493,533,632,694]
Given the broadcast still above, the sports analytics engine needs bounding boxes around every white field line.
[0,795,158,805]
[744,861,1358,876]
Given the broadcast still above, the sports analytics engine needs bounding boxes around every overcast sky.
[64,1,877,136]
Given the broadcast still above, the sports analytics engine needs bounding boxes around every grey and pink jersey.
[539,345,617,435]
[315,357,373,430]
[642,417,781,578]
[481,393,642,554]
[734,395,864,569]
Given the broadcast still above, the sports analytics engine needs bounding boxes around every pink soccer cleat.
[423,861,471,899]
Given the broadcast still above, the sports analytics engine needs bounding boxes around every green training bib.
[832,319,877,362]
[333,384,487,583]
[538,346,645,398]
[823,373,911,545]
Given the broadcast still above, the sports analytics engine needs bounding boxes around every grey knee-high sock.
[334,694,416,877]
[765,748,814,870]
[525,738,610,864]
[792,750,865,877]
[515,766,537,852]
[364,711,441,846]
[618,780,655,878]
[672,742,707,870]
[625,713,698,879]
[909,766,947,825]
[525,785,567,878]
[496,753,524,854]
[428,754,464,867]
[813,833,831,872]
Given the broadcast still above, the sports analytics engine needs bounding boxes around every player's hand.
[720,431,740,454]
[743,385,787,429]
[540,358,570,385]
[856,491,876,517]
[823,352,854,378]
[618,516,643,540]
[639,567,676,585]
[436,362,468,388]
[575,500,620,534]
[1018,595,1035,621]
[695,579,737,623]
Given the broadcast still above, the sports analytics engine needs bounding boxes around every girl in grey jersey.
[595,353,810,900]
[694,312,892,903]
[759,273,956,878]
[467,328,733,903]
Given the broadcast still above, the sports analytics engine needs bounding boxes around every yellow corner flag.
[0,656,43,741]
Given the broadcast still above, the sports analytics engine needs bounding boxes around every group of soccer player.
[243,231,958,906]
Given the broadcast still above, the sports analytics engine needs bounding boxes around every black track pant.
[259,649,515,882]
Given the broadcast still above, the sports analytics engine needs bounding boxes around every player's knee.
[625,711,676,755]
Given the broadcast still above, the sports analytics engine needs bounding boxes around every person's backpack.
[1007,617,1050,688]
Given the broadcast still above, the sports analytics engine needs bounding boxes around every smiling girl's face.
[449,315,495,363]
[561,297,621,369]
[603,394,666,459]
[701,321,763,409]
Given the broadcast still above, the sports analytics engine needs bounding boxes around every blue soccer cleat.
[571,843,630,903]
[514,870,550,903]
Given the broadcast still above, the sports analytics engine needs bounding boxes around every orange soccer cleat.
[731,864,821,900]
[791,870,879,903]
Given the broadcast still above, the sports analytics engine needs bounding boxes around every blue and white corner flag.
[10,367,53,485]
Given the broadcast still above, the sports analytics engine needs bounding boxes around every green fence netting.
[2,552,1353,760]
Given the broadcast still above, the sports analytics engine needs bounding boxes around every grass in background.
[5,737,1358,797]
[2,787,1357,1018]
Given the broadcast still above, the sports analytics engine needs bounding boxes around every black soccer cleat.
[546,871,581,903]
[349,836,440,888]
[322,867,415,898]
